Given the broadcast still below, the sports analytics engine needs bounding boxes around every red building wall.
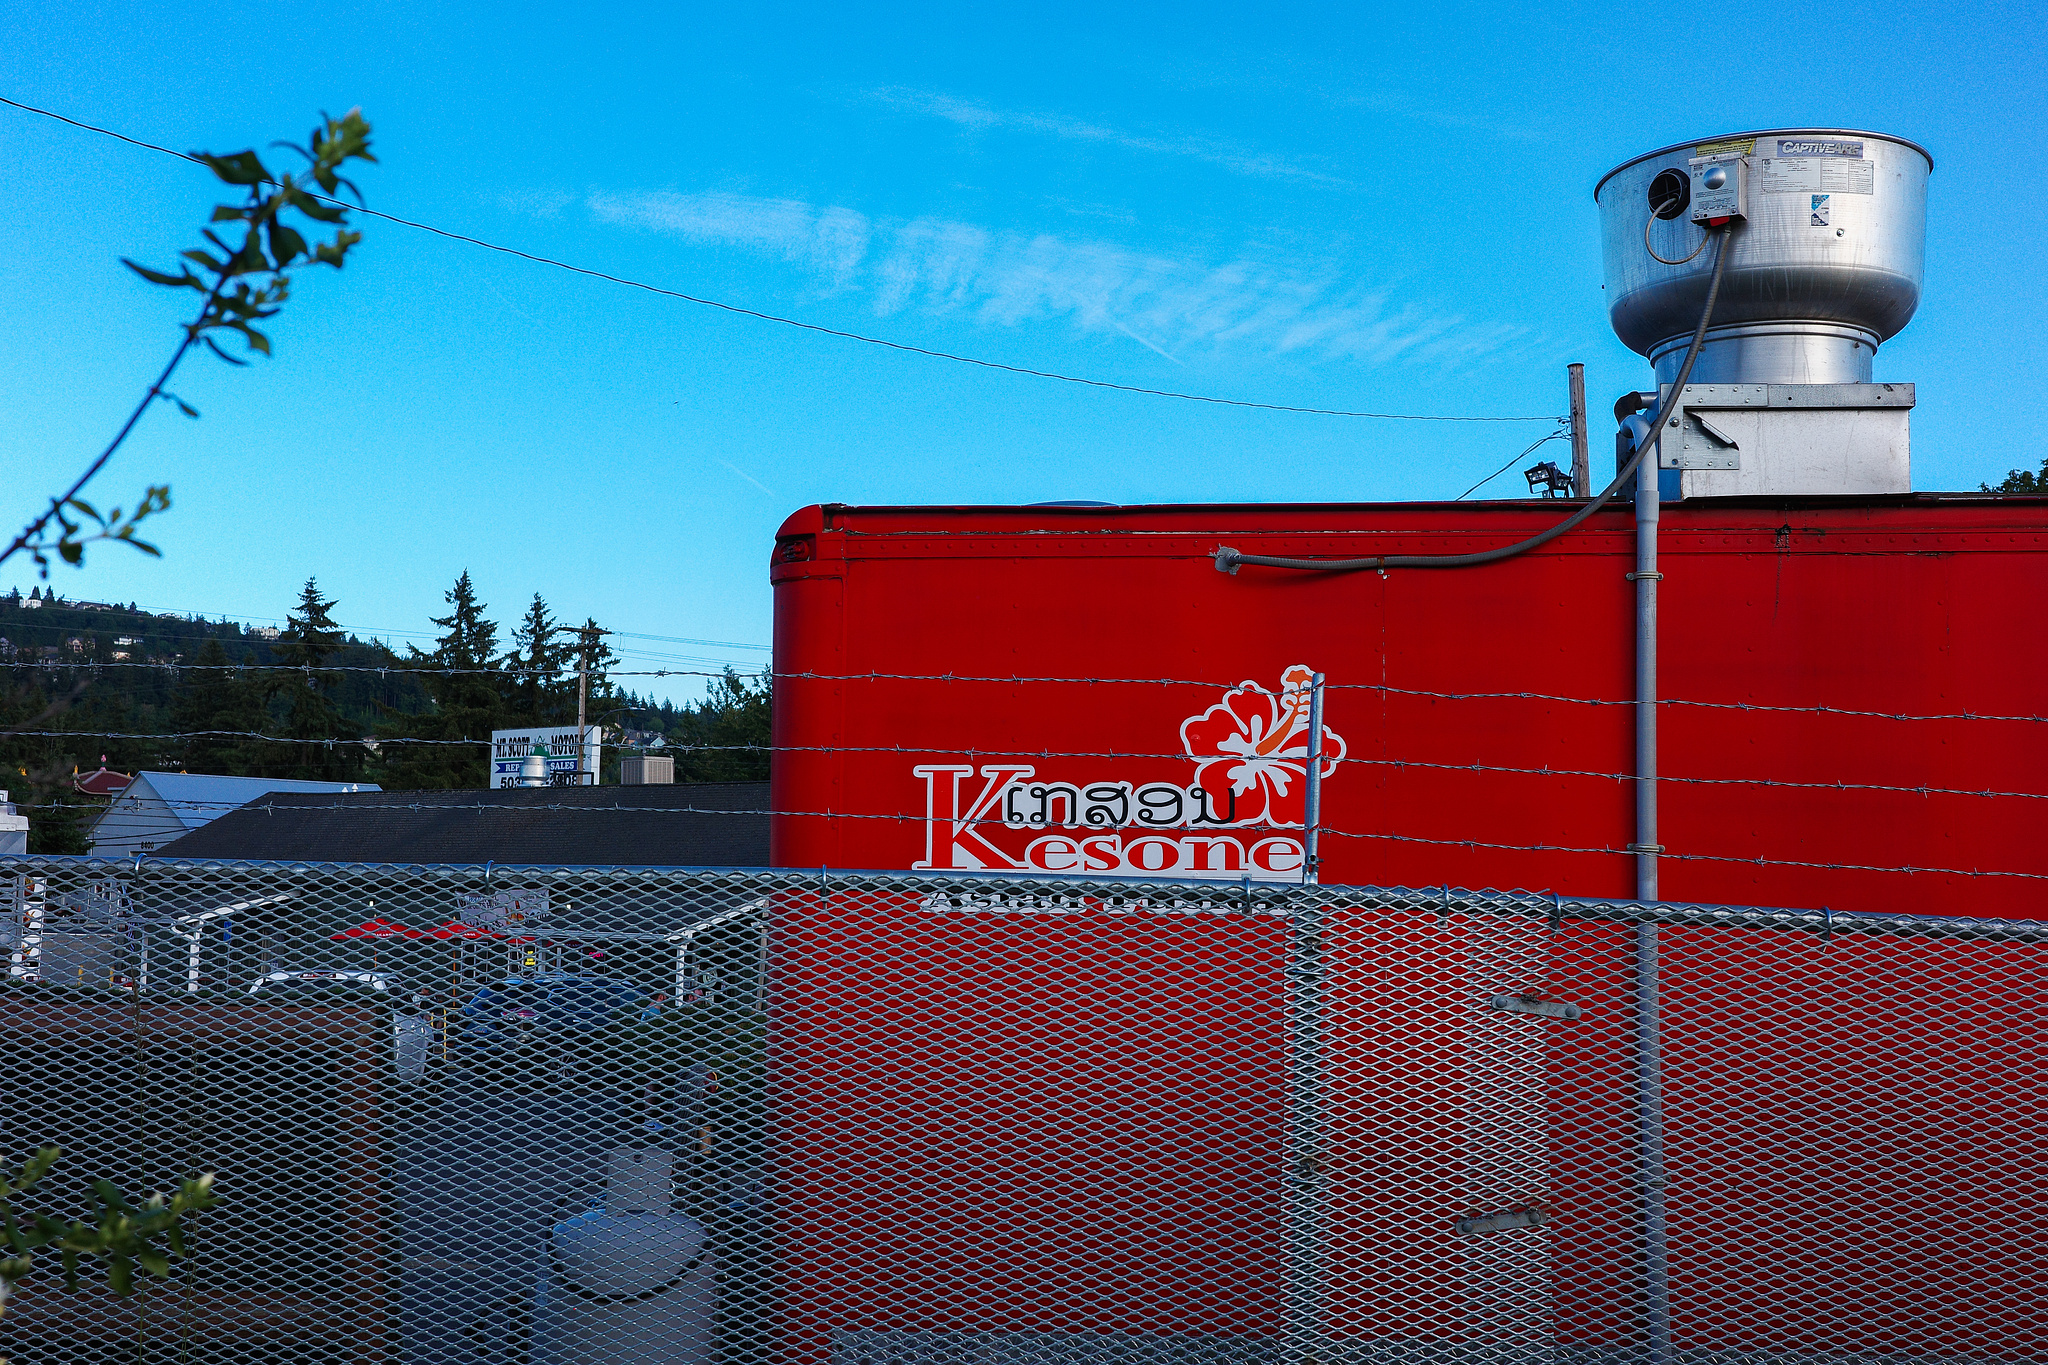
[770,496,2048,913]
[763,495,2048,1364]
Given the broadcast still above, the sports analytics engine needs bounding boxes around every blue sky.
[3,0,2043,699]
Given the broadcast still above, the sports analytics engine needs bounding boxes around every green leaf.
[285,186,346,223]
[230,323,272,356]
[179,249,226,273]
[226,235,270,277]
[89,1181,132,1216]
[105,1255,131,1297]
[195,150,270,186]
[312,228,362,268]
[134,1250,171,1278]
[200,336,248,367]
[209,205,247,222]
[122,260,200,289]
[57,543,82,566]
[266,220,307,266]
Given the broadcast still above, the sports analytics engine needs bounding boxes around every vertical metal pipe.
[1633,411,1661,903]
[1632,397,1674,1365]
[1301,672,1326,886]
[1568,364,1590,498]
[1633,923,1672,1365]
[1282,882,1328,1364]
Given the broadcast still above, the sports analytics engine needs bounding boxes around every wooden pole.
[1568,363,1590,497]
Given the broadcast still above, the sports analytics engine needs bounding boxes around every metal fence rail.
[2,857,2043,1365]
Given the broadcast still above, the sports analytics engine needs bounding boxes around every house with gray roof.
[88,772,381,859]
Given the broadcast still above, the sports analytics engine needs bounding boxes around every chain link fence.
[2,858,2042,1365]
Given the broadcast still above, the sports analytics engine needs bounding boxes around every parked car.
[246,970,434,1080]
[456,972,647,1044]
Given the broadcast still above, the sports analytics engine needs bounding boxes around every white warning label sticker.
[1758,157,1875,195]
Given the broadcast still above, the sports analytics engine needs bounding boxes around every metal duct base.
[1648,322,1883,388]
[1636,382,1915,498]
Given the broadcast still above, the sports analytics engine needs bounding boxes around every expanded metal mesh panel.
[1,861,2043,1365]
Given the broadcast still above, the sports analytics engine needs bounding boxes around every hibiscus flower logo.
[1180,664,1345,827]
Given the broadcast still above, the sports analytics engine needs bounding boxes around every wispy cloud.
[544,189,1534,371]
[589,191,871,288]
[1324,89,1550,144]
[869,87,1350,187]
[500,188,576,217]
[716,459,779,499]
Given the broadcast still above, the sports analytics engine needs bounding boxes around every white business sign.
[491,725,600,788]
[455,889,551,929]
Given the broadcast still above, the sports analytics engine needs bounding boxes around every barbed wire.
[55,797,2041,884]
[1,729,476,746]
[7,658,2044,725]
[1311,827,2048,882]
[12,734,2048,804]
[0,659,744,680]
[760,672,2048,723]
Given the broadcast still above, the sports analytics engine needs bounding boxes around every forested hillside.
[2,573,769,852]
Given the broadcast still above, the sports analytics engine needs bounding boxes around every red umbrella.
[330,917,427,940]
[332,916,428,971]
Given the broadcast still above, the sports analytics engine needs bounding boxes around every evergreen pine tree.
[265,578,361,781]
[175,639,268,774]
[377,571,507,788]
[505,594,570,724]
[276,578,345,672]
[670,668,772,781]
[571,616,619,720]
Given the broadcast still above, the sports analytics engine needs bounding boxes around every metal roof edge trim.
[9,856,2043,938]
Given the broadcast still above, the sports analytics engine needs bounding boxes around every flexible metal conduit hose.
[1211,222,1736,577]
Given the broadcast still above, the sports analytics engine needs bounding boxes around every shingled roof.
[150,783,769,866]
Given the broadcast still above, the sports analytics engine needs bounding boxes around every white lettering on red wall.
[912,665,1343,882]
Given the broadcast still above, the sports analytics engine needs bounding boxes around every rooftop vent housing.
[1595,129,1932,497]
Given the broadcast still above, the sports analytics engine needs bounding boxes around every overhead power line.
[7,657,2043,724]
[0,94,1560,426]
[5,599,772,657]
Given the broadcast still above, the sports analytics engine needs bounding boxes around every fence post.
[1634,922,1673,1365]
[1302,672,1326,887]
[1283,882,1329,1365]
[1286,659,1333,1365]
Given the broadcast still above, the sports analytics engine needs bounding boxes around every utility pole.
[1568,363,1591,497]
[574,624,610,784]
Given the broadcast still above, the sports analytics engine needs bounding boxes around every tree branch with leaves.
[5,109,375,578]
[0,1146,217,1365]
